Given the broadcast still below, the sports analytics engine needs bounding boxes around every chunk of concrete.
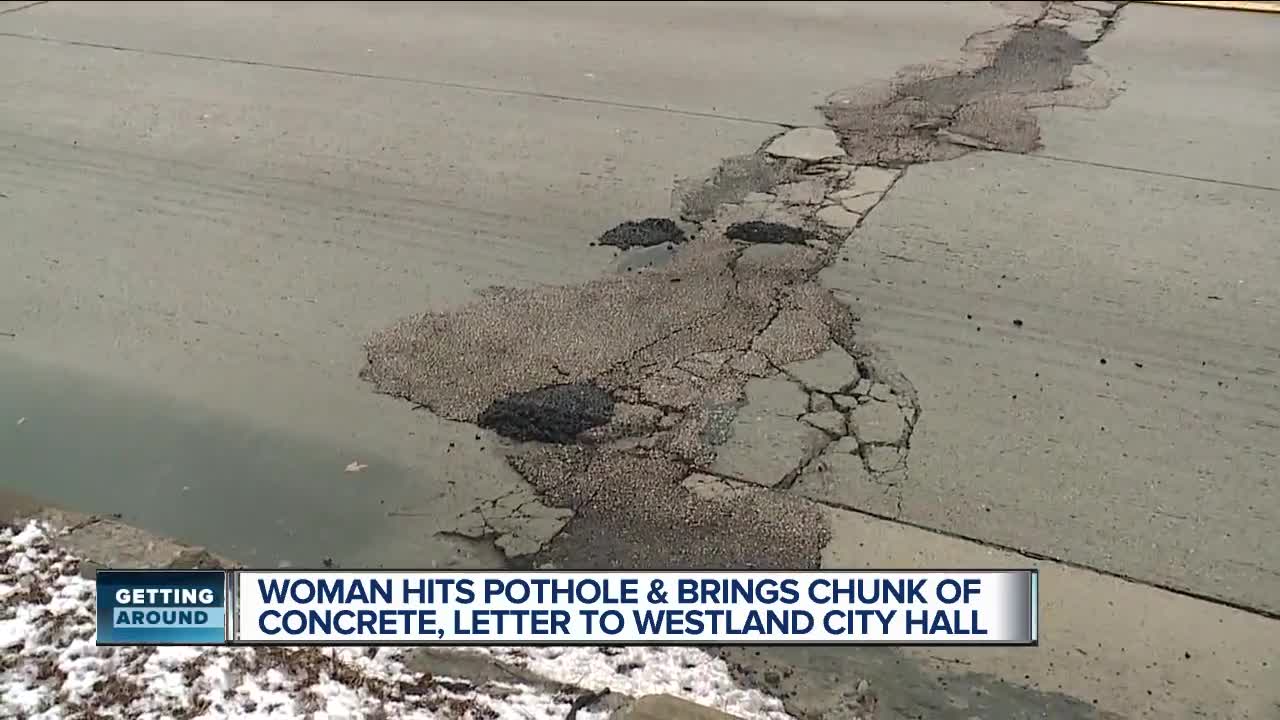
[803,410,847,436]
[790,451,890,509]
[774,180,828,205]
[809,393,835,413]
[816,205,861,229]
[611,694,744,720]
[784,345,860,394]
[828,436,862,455]
[866,445,905,472]
[765,127,846,162]
[846,165,900,195]
[840,193,881,215]
[710,377,827,487]
[847,401,907,445]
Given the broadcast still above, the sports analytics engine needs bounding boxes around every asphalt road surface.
[2,2,1277,718]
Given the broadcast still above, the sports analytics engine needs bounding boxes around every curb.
[0,488,238,576]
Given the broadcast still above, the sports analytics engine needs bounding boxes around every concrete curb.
[0,488,239,576]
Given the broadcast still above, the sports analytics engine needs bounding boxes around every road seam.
[0,1,46,17]
[0,31,795,129]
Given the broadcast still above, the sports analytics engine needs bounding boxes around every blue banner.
[96,570,228,645]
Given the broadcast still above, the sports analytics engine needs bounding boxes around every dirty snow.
[0,520,792,719]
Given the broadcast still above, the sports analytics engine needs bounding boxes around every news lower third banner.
[97,569,1038,646]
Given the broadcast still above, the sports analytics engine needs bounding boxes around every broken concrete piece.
[851,378,873,397]
[869,382,895,402]
[809,393,835,413]
[784,345,860,394]
[833,394,859,410]
[816,205,862,229]
[765,127,847,162]
[848,401,907,445]
[803,411,847,436]
[828,436,862,455]
[710,377,827,487]
[846,165,900,195]
[774,180,828,205]
[449,490,574,559]
[840,193,881,215]
[866,445,905,472]
[742,191,775,203]
[790,452,880,506]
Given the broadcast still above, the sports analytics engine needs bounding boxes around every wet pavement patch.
[477,383,615,444]
[726,221,815,245]
[596,218,687,249]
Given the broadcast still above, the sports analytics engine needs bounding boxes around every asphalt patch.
[822,25,1098,164]
[477,383,615,443]
[597,218,687,249]
[726,221,815,245]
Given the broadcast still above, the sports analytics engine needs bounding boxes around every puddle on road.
[0,352,426,569]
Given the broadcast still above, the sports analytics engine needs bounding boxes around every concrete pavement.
[2,2,1278,718]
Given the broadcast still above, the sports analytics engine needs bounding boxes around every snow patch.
[1,520,792,719]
